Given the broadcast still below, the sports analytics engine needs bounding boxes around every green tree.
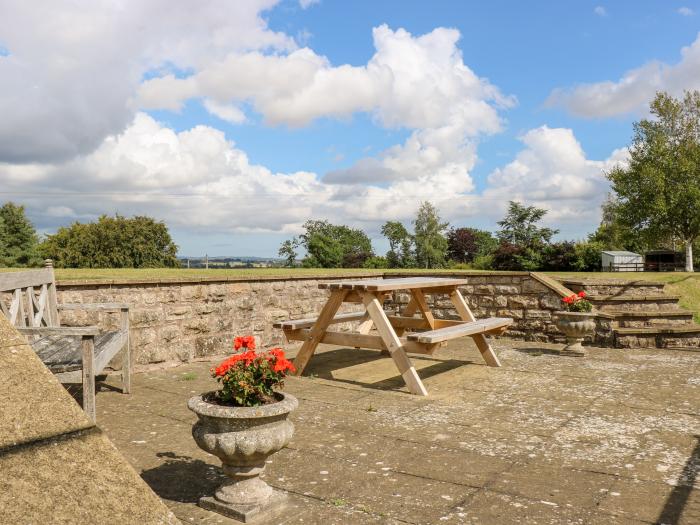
[446,227,497,264]
[413,201,449,268]
[277,239,298,267]
[0,202,41,267]
[494,201,558,271]
[607,90,700,271]
[295,220,374,268]
[381,221,414,268]
[588,194,647,253]
[40,214,179,268]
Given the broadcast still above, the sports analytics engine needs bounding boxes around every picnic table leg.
[394,295,418,337]
[292,289,348,376]
[410,290,436,329]
[362,292,428,396]
[449,289,501,367]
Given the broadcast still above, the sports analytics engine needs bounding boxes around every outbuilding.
[601,250,643,271]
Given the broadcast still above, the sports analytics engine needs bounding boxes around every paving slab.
[90,337,699,524]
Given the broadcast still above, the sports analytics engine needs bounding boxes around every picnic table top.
[318,276,468,292]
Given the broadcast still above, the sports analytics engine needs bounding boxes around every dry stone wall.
[56,272,576,367]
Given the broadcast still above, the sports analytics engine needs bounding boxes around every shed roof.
[601,251,642,257]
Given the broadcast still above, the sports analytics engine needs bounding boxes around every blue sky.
[1,1,699,256]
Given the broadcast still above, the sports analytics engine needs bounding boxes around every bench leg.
[449,290,501,367]
[81,335,97,423]
[293,289,348,376]
[121,309,131,394]
[363,292,428,396]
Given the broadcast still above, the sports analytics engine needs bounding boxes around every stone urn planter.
[188,392,298,522]
[554,311,597,356]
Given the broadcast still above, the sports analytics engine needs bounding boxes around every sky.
[1,0,700,257]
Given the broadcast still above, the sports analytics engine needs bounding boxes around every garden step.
[588,295,681,312]
[614,326,700,349]
[608,310,695,328]
[562,279,666,297]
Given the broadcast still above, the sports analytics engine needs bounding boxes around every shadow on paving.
[301,346,475,391]
[141,452,226,504]
[657,436,700,525]
[513,346,568,357]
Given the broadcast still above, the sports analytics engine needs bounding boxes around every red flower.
[562,296,573,304]
[578,291,586,298]
[234,335,256,350]
[272,357,295,373]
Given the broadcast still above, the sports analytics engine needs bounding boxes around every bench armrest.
[17,326,100,337]
[58,303,130,312]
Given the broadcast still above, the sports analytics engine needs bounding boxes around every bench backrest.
[0,260,59,328]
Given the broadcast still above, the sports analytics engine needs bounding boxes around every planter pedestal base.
[199,489,287,523]
[560,337,585,357]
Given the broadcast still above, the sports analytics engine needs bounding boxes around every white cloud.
[678,7,695,16]
[483,126,627,229]
[203,99,247,124]
[0,0,293,163]
[594,6,607,17]
[0,115,624,241]
[547,32,700,118]
[299,0,320,9]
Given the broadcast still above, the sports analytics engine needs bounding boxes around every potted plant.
[188,336,298,522]
[554,291,596,356]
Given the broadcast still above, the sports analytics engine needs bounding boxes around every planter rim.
[188,391,298,419]
[554,311,597,317]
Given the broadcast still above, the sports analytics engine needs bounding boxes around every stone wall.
[56,272,577,367]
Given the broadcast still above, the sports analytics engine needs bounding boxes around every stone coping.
[55,270,532,288]
[561,278,666,286]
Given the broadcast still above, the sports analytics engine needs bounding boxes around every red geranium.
[561,292,592,313]
[210,336,294,406]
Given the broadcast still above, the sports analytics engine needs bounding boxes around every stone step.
[608,310,695,328]
[562,279,666,297]
[588,295,681,312]
[614,326,700,349]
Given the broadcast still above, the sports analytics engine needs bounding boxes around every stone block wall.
[56,272,578,367]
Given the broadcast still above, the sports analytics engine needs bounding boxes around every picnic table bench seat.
[406,317,512,344]
[273,311,366,330]
[0,260,131,422]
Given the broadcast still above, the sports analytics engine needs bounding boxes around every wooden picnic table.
[273,277,512,396]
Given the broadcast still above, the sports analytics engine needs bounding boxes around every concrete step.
[609,310,695,328]
[614,325,700,349]
[562,279,666,297]
[588,294,681,312]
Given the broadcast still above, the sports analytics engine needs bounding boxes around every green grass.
[0,267,496,281]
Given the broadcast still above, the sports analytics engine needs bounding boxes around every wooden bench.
[273,311,366,330]
[407,317,512,344]
[0,260,131,422]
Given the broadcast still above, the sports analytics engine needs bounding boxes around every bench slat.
[273,311,366,330]
[407,317,512,344]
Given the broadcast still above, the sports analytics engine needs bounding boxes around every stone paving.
[94,340,700,524]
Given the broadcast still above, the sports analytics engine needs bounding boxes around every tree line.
[0,208,179,268]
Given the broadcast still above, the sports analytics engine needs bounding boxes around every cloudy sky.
[1,1,699,256]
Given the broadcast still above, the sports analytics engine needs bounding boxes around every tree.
[381,221,414,268]
[607,90,700,271]
[277,239,298,267]
[413,201,449,268]
[446,227,497,264]
[40,215,179,268]
[0,202,41,267]
[588,194,648,253]
[294,220,374,268]
[497,201,558,247]
[495,201,558,270]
